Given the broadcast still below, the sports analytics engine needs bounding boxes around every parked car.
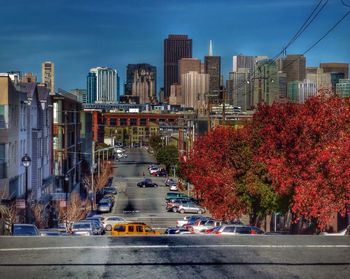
[102,187,118,195]
[152,168,168,177]
[102,216,127,231]
[169,183,178,191]
[320,226,350,236]
[177,202,206,214]
[176,215,204,228]
[111,222,161,236]
[191,219,222,234]
[148,164,159,170]
[12,224,40,236]
[99,197,113,208]
[166,192,190,201]
[149,167,160,175]
[39,230,63,236]
[164,178,176,187]
[211,225,262,235]
[164,227,191,234]
[71,222,100,236]
[81,219,104,235]
[166,198,193,212]
[137,178,158,188]
[182,216,212,229]
[97,201,112,213]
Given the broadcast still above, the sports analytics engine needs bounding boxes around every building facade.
[277,54,306,84]
[306,67,332,90]
[42,61,55,95]
[287,80,317,103]
[87,67,118,103]
[204,55,221,95]
[0,75,53,205]
[253,59,279,106]
[182,71,209,110]
[336,79,350,97]
[70,89,87,103]
[164,35,192,100]
[125,64,157,104]
[227,69,251,111]
[169,84,183,106]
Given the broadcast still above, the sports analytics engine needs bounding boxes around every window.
[140,118,146,125]
[114,225,126,232]
[110,118,116,126]
[0,105,7,128]
[128,226,134,232]
[130,118,137,125]
[136,226,143,232]
[235,227,251,234]
[120,119,127,126]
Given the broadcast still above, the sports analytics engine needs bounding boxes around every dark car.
[102,187,118,195]
[137,178,158,188]
[12,224,40,236]
[152,168,168,177]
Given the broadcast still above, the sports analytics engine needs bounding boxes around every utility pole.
[91,141,95,211]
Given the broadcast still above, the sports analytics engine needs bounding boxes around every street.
[0,235,349,278]
[0,147,349,278]
[111,147,188,229]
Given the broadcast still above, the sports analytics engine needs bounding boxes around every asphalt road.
[110,147,189,229]
[1,147,349,278]
[0,235,349,278]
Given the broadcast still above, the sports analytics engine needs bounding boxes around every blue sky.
[0,0,349,94]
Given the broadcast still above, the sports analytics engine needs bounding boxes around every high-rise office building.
[320,63,349,91]
[178,58,201,80]
[125,64,156,104]
[306,67,332,90]
[70,89,87,103]
[182,71,209,110]
[204,41,221,95]
[277,54,306,84]
[164,35,192,100]
[253,59,279,106]
[232,55,255,73]
[287,80,317,103]
[87,67,118,103]
[227,69,251,111]
[42,61,54,94]
[336,79,350,97]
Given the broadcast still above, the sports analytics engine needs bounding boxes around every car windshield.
[13,226,37,235]
[73,223,91,230]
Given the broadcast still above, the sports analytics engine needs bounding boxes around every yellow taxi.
[111,222,161,236]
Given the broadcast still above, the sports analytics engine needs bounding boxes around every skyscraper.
[125,64,157,104]
[232,55,255,73]
[204,41,221,95]
[320,63,349,91]
[182,71,209,110]
[277,54,306,84]
[227,69,251,111]
[164,35,192,100]
[42,61,54,94]
[178,58,201,82]
[87,67,118,103]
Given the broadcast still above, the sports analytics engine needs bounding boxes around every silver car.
[177,202,206,214]
[71,222,99,236]
[97,201,111,213]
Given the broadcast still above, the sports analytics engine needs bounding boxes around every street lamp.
[21,154,31,223]
[64,174,69,231]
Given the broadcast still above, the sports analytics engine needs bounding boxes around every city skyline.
[0,0,349,94]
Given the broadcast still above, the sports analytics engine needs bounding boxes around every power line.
[341,0,350,8]
[272,0,328,61]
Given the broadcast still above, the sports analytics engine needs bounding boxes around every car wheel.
[172,207,177,213]
[179,209,185,214]
[106,224,112,231]
[143,185,146,188]
[154,184,158,187]
[198,209,203,214]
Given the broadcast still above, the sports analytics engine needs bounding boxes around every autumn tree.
[253,96,350,230]
[149,134,163,153]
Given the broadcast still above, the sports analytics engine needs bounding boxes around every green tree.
[156,145,178,172]
[149,135,163,153]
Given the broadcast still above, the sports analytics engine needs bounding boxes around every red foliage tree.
[254,96,350,229]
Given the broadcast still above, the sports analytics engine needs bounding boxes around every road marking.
[1,244,350,252]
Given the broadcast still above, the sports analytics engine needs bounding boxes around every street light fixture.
[21,154,31,223]
[64,174,69,231]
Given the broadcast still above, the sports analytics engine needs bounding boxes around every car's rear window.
[13,226,37,235]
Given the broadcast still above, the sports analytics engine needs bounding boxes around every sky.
[0,0,349,95]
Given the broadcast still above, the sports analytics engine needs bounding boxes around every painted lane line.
[1,244,350,252]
